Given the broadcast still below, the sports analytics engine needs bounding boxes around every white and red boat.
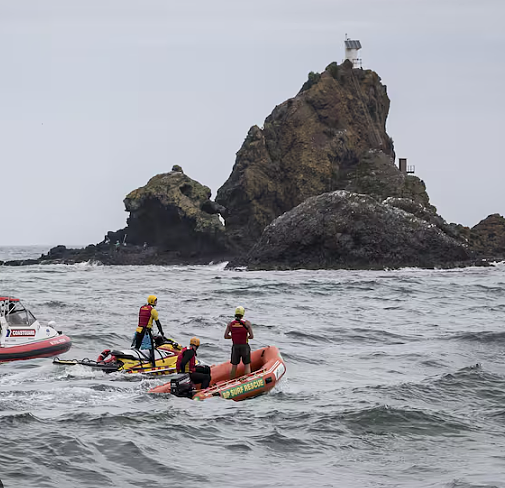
[0,297,72,362]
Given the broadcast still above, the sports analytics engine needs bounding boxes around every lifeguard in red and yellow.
[176,337,211,389]
[133,295,165,366]
[224,306,254,379]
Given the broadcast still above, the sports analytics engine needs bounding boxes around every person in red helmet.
[224,306,254,379]
[176,337,211,389]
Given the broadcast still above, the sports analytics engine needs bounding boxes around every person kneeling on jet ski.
[133,295,166,367]
[176,337,211,389]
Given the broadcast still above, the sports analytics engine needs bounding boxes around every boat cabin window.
[6,304,36,326]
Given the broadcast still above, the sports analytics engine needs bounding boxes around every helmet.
[235,306,245,317]
[190,337,200,347]
[147,295,157,305]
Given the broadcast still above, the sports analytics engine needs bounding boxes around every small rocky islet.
[4,60,504,269]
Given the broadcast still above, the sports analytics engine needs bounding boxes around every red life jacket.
[230,319,248,344]
[176,347,196,373]
[138,305,153,328]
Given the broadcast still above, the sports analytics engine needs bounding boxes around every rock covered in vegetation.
[121,166,228,257]
[234,191,472,270]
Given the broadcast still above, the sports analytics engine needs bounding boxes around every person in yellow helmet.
[224,306,254,379]
[132,295,165,366]
[176,337,211,389]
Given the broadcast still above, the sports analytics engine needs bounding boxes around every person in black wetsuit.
[176,337,211,389]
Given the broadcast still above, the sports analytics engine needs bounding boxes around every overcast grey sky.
[1,0,503,246]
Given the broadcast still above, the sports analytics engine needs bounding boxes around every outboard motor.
[170,373,194,398]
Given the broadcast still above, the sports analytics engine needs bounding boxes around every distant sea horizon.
[0,244,87,262]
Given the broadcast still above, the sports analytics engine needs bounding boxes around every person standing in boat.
[176,337,211,389]
[224,306,254,379]
[132,295,165,366]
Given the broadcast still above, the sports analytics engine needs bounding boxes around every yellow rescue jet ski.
[53,336,194,376]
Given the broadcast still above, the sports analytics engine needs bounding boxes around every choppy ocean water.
[1,246,505,488]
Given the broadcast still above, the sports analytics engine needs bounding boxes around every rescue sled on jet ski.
[150,345,286,401]
[0,297,72,362]
[53,336,199,376]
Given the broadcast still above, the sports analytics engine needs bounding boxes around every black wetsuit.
[178,349,211,389]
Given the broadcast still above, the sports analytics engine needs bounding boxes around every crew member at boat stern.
[176,337,211,389]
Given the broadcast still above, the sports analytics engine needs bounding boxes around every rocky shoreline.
[0,243,230,267]
[3,60,504,270]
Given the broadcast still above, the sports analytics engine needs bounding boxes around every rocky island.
[3,60,504,269]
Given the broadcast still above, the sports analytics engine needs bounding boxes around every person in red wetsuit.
[176,337,211,389]
[133,295,165,366]
[224,306,254,379]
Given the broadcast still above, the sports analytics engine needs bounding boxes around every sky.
[0,0,503,246]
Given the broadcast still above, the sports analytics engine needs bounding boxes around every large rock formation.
[120,165,228,257]
[234,191,472,270]
[383,197,459,239]
[467,214,505,259]
[216,60,432,252]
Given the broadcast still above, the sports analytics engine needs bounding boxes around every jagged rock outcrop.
[383,197,458,239]
[121,166,228,257]
[233,191,472,270]
[216,60,432,252]
[468,214,505,258]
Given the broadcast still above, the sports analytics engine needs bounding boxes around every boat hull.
[53,341,188,376]
[53,355,179,376]
[150,345,286,401]
[0,335,72,362]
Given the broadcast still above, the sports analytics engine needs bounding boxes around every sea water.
[1,246,504,488]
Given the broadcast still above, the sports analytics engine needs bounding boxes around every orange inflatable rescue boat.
[149,345,286,401]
